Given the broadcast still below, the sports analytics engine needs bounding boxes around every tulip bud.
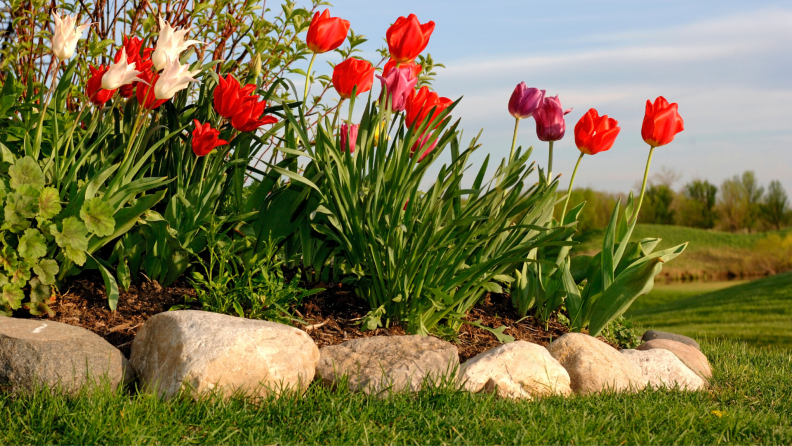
[249,53,262,79]
[340,123,359,153]
[152,16,203,72]
[533,95,572,142]
[51,12,91,61]
[154,55,200,100]
[376,66,418,112]
[508,83,545,120]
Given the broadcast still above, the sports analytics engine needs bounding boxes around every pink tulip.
[508,82,545,119]
[534,95,572,142]
[340,123,358,153]
[377,66,419,112]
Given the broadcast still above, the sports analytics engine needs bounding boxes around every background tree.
[718,171,764,232]
[638,184,676,225]
[761,180,790,230]
[678,179,718,228]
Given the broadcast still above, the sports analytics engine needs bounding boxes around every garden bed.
[15,275,586,362]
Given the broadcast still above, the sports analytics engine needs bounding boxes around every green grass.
[1,339,790,444]
[627,280,748,313]
[576,224,792,278]
[630,273,792,349]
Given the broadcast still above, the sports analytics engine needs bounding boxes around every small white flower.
[51,11,91,61]
[154,55,200,100]
[151,16,203,71]
[101,48,147,90]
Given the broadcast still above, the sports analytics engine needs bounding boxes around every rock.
[547,333,647,395]
[459,341,571,400]
[641,330,700,351]
[315,335,458,395]
[0,317,132,394]
[130,310,319,399]
[637,339,712,379]
[621,349,706,391]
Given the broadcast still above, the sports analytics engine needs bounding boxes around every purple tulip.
[534,95,573,142]
[376,66,419,112]
[340,123,358,153]
[508,82,545,119]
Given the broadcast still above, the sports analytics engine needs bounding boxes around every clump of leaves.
[600,316,642,349]
[0,156,115,316]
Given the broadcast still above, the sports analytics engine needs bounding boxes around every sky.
[294,0,792,195]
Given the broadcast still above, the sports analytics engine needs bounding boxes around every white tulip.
[151,16,203,71]
[51,11,91,61]
[101,49,147,90]
[154,55,200,100]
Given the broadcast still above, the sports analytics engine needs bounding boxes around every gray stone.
[130,310,319,399]
[0,317,132,394]
[316,335,458,395]
[637,339,712,379]
[621,348,706,391]
[547,333,648,395]
[641,330,700,351]
[459,341,571,400]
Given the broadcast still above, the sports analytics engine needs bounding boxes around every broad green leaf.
[480,281,502,293]
[588,257,665,337]
[33,259,59,285]
[1,283,23,310]
[601,199,620,292]
[90,254,119,311]
[26,277,54,317]
[8,259,31,286]
[37,187,62,220]
[80,198,115,237]
[18,228,46,260]
[51,217,89,251]
[65,246,87,266]
[4,185,40,231]
[8,156,45,190]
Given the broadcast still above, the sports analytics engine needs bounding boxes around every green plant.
[182,218,322,322]
[600,316,642,349]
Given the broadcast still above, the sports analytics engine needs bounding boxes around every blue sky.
[296,0,792,194]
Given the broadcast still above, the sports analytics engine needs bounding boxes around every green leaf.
[89,254,119,311]
[8,156,45,190]
[33,259,59,285]
[51,217,89,266]
[480,281,503,293]
[601,199,620,293]
[65,247,87,267]
[3,185,40,232]
[1,283,23,310]
[18,228,46,260]
[37,187,62,220]
[117,258,131,292]
[588,257,665,337]
[8,259,31,286]
[80,198,115,237]
[26,277,54,317]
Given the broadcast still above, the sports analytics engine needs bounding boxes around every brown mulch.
[13,276,196,358]
[21,276,612,362]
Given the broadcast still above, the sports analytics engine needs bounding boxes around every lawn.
[576,224,792,279]
[1,339,790,445]
[629,273,792,349]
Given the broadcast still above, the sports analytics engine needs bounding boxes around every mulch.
[16,275,610,362]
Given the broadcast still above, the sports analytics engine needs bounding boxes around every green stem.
[561,152,584,219]
[34,67,60,158]
[331,98,345,130]
[303,53,317,105]
[508,117,520,161]
[632,145,656,224]
[547,140,554,181]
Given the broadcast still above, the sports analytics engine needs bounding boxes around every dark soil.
[21,276,610,362]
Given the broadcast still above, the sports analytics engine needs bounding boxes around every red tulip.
[231,95,278,132]
[383,58,422,78]
[574,108,620,155]
[191,119,228,156]
[340,123,358,153]
[135,70,168,110]
[386,14,435,63]
[306,9,350,54]
[86,64,115,106]
[332,58,375,99]
[405,86,452,129]
[214,74,256,119]
[114,36,153,98]
[641,96,684,147]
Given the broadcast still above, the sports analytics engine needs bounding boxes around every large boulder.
[130,310,319,399]
[0,317,132,394]
[641,330,700,351]
[315,335,458,395]
[459,341,571,400]
[621,348,706,391]
[637,339,712,379]
[547,333,647,395]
